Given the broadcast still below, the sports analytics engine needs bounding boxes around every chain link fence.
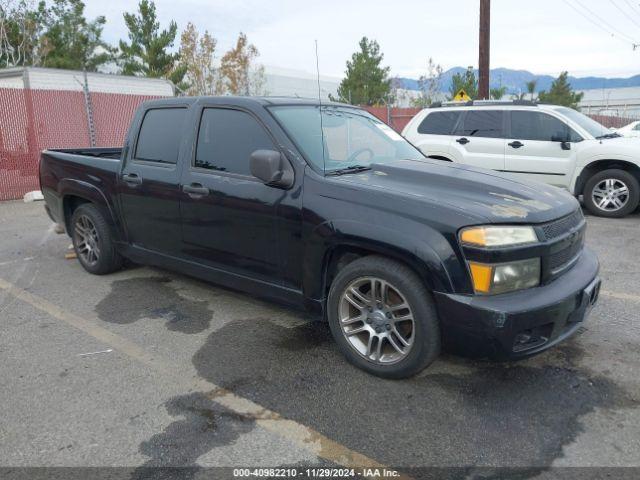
[0,68,172,201]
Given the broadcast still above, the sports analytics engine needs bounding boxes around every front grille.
[541,209,584,240]
[549,240,583,272]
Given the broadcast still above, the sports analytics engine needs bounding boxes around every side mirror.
[249,149,294,188]
[551,134,571,150]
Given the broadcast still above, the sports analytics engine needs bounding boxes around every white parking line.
[0,277,404,477]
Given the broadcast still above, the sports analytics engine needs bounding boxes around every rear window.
[458,110,504,138]
[135,108,187,164]
[417,111,461,135]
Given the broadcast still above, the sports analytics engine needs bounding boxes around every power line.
[573,0,639,43]
[622,0,640,17]
[563,0,639,48]
[609,0,640,31]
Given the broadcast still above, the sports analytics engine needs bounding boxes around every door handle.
[122,173,142,185]
[456,137,470,145]
[508,141,525,149]
[183,183,210,197]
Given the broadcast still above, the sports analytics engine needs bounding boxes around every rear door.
[503,110,578,188]
[119,106,188,254]
[409,110,462,159]
[179,105,283,283]
[449,109,506,170]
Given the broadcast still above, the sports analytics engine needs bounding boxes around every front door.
[179,106,283,283]
[503,110,578,188]
[119,106,188,254]
[449,109,506,171]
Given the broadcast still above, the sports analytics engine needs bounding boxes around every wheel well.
[576,160,640,195]
[323,245,432,299]
[62,195,91,234]
[428,155,452,162]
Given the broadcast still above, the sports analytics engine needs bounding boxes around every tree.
[39,0,112,70]
[0,0,111,70]
[179,22,217,96]
[336,37,390,105]
[0,0,43,67]
[217,32,265,96]
[538,71,583,108]
[490,86,507,100]
[526,79,537,101]
[449,67,477,100]
[119,0,185,85]
[411,57,443,107]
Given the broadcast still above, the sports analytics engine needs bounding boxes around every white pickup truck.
[402,101,640,217]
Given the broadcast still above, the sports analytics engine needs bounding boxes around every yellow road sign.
[453,89,471,102]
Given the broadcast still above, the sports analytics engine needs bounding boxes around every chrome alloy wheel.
[338,277,415,365]
[591,178,630,212]
[74,214,100,266]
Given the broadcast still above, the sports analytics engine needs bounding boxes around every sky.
[84,0,640,79]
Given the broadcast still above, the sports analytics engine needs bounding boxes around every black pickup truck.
[40,96,601,378]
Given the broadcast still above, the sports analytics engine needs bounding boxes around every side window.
[458,110,504,138]
[417,111,461,135]
[135,108,186,164]
[511,111,576,142]
[633,123,640,131]
[195,108,275,175]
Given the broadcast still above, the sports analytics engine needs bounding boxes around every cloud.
[84,0,639,79]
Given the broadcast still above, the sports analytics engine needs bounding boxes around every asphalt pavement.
[0,200,639,479]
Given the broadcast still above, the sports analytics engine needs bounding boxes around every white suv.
[402,101,640,217]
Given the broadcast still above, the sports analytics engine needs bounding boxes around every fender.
[571,158,640,195]
[57,178,124,241]
[303,219,462,302]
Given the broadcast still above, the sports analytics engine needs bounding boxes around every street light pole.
[478,0,491,99]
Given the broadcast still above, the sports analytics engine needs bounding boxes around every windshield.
[553,106,609,138]
[269,105,425,173]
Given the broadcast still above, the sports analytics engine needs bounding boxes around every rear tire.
[70,203,123,275]
[583,169,639,218]
[327,256,440,379]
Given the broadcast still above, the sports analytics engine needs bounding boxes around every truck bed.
[46,147,123,159]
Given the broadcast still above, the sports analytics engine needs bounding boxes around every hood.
[334,159,579,224]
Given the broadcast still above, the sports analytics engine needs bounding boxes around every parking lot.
[1,200,639,478]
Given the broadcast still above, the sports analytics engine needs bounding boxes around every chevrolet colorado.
[40,96,601,378]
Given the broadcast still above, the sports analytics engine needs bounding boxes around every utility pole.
[478,0,490,99]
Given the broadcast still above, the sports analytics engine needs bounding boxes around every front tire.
[583,169,639,218]
[70,204,123,275]
[327,256,441,379]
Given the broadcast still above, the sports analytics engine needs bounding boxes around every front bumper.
[434,247,600,359]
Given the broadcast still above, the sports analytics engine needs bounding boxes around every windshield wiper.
[326,165,372,176]
[596,132,621,139]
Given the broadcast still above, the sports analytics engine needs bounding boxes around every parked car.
[402,100,640,218]
[615,120,640,138]
[40,96,600,378]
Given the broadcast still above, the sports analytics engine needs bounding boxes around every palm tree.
[526,80,537,101]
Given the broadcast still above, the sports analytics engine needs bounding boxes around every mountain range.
[398,67,640,94]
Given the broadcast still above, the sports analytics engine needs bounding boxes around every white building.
[0,67,175,96]
[578,85,640,118]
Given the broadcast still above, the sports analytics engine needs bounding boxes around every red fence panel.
[361,106,422,133]
[0,88,162,201]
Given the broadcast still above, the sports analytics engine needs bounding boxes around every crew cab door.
[449,110,506,170]
[179,106,282,283]
[503,110,579,188]
[119,106,188,254]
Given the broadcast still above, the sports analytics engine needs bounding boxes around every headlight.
[460,226,538,248]
[468,258,541,295]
